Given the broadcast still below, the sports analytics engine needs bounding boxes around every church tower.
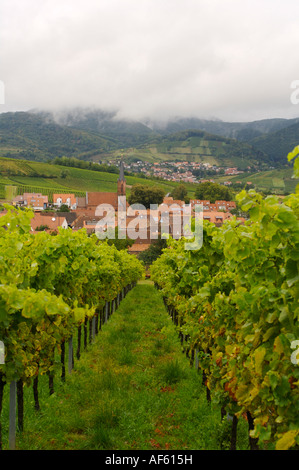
[117,156,126,196]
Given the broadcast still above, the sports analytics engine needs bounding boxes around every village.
[1,160,243,256]
[117,159,251,186]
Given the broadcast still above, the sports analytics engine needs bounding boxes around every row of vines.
[0,183,86,202]
[0,205,144,448]
[151,150,299,450]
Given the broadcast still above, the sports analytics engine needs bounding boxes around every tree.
[194,182,233,203]
[171,184,187,201]
[107,227,135,251]
[57,204,70,212]
[60,169,69,179]
[137,238,167,266]
[128,184,165,209]
[35,225,50,231]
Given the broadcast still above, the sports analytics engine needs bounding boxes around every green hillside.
[249,122,299,165]
[0,112,269,169]
[0,156,188,202]
[212,167,298,194]
[98,129,268,169]
[0,155,297,203]
[0,112,120,162]
[148,116,299,141]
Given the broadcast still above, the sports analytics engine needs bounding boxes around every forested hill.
[113,129,268,169]
[0,112,120,162]
[0,109,298,168]
[248,121,299,165]
[147,116,299,141]
[0,111,267,168]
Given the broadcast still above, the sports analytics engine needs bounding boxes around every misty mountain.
[44,108,299,163]
[0,111,120,161]
[0,108,298,167]
[43,108,299,143]
[39,108,158,147]
[45,108,299,165]
[249,121,299,164]
[119,128,268,169]
[145,116,299,142]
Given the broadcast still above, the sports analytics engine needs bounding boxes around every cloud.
[1,0,299,121]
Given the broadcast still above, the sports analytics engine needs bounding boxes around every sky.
[0,0,299,122]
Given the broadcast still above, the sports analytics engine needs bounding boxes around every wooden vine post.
[9,381,16,450]
[68,336,73,375]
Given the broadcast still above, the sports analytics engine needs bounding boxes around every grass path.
[14,282,247,450]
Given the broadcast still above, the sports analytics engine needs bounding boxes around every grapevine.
[0,204,144,447]
[151,151,299,450]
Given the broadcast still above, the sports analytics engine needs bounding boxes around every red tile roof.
[128,243,152,253]
[87,192,119,209]
[30,213,68,232]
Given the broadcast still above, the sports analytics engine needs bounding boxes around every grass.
[0,156,197,200]
[0,282,250,450]
[102,134,257,169]
[213,167,298,194]
[1,155,298,203]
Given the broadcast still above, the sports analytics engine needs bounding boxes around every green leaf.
[73,307,86,323]
[263,326,278,341]
[45,299,60,316]
[287,145,299,162]
[286,259,299,286]
[254,347,266,374]
[276,430,298,450]
[0,301,8,323]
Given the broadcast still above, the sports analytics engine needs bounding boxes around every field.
[212,167,298,194]
[99,140,254,168]
[0,165,298,451]
[0,283,249,450]
[0,157,193,202]
[0,156,297,203]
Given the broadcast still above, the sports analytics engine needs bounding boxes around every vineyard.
[0,156,188,202]
[0,205,144,449]
[0,183,86,203]
[0,151,298,451]
[151,149,299,450]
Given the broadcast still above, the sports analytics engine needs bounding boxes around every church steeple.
[117,156,126,196]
